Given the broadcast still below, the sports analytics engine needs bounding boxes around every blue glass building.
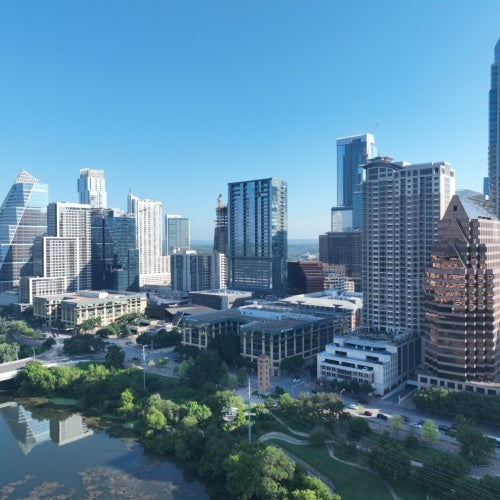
[228,178,287,297]
[489,38,500,216]
[0,170,48,292]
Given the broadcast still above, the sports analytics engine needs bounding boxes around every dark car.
[377,413,389,421]
[438,424,450,433]
[364,410,373,416]
[400,415,411,424]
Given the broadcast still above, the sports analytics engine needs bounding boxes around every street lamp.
[340,388,345,401]
[141,344,146,390]
[31,347,36,359]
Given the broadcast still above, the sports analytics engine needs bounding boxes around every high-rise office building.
[128,193,169,287]
[0,170,48,292]
[488,38,500,217]
[425,195,500,382]
[228,177,287,297]
[319,231,362,291]
[166,214,190,254]
[362,157,455,335]
[46,202,92,291]
[77,169,107,209]
[90,208,139,292]
[334,134,377,231]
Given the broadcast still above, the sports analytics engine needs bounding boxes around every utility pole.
[248,379,252,444]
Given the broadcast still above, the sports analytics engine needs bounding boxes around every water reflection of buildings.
[0,402,93,454]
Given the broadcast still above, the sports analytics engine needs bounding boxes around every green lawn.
[275,441,393,500]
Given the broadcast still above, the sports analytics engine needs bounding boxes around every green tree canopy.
[105,344,125,369]
[417,453,469,495]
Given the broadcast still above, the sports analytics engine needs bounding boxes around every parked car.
[400,415,411,424]
[347,403,358,410]
[377,413,389,421]
[364,410,373,416]
[438,424,450,433]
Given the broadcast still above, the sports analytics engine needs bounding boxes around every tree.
[41,336,56,350]
[451,475,500,500]
[0,342,20,362]
[455,416,495,464]
[117,388,136,418]
[78,317,102,333]
[105,344,125,369]
[388,414,405,438]
[280,355,304,375]
[224,444,295,500]
[369,439,411,482]
[18,361,57,396]
[421,419,439,445]
[236,367,248,386]
[348,416,371,440]
[417,454,469,495]
[184,349,228,387]
[63,334,105,355]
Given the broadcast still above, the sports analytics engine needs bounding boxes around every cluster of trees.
[136,328,181,349]
[317,376,373,396]
[278,391,346,428]
[62,334,106,356]
[414,386,500,426]
[14,361,332,499]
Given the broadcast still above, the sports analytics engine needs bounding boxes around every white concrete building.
[128,193,169,287]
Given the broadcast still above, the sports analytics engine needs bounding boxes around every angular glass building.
[0,170,48,292]
[165,214,190,254]
[228,177,287,297]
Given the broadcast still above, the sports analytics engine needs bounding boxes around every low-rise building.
[187,289,253,310]
[32,290,147,327]
[182,303,351,375]
[317,332,419,395]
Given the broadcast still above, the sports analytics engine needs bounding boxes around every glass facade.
[166,215,190,254]
[228,178,287,297]
[335,134,377,231]
[489,39,500,216]
[0,170,48,292]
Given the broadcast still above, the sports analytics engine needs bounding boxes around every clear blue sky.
[0,1,499,240]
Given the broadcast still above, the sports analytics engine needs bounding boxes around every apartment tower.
[228,178,287,297]
[165,214,190,254]
[362,157,455,335]
[127,192,169,287]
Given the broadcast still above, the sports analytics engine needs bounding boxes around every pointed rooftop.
[15,169,39,185]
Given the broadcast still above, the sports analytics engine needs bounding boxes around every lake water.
[0,400,208,499]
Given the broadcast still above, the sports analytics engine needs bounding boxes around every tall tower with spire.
[0,170,48,292]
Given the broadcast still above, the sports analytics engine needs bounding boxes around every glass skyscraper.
[0,170,48,292]
[489,38,500,217]
[77,169,107,209]
[335,134,377,230]
[166,214,190,254]
[228,177,287,297]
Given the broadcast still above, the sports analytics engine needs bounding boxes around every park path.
[261,412,399,500]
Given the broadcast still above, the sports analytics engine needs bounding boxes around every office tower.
[77,169,107,209]
[128,192,169,287]
[46,202,92,291]
[214,194,228,254]
[228,177,287,297]
[90,208,139,291]
[425,195,500,382]
[488,39,500,216]
[170,250,212,292]
[0,170,48,292]
[287,261,324,295]
[334,134,377,231]
[319,231,362,291]
[362,157,455,335]
[166,214,190,254]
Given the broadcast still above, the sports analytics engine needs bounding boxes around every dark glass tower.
[489,38,500,216]
[0,170,48,292]
[228,177,287,297]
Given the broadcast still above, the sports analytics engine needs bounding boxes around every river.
[0,399,208,499]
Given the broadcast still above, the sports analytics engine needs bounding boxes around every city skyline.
[0,2,499,240]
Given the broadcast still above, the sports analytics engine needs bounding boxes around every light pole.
[340,388,345,401]
[142,344,146,390]
[31,347,36,360]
